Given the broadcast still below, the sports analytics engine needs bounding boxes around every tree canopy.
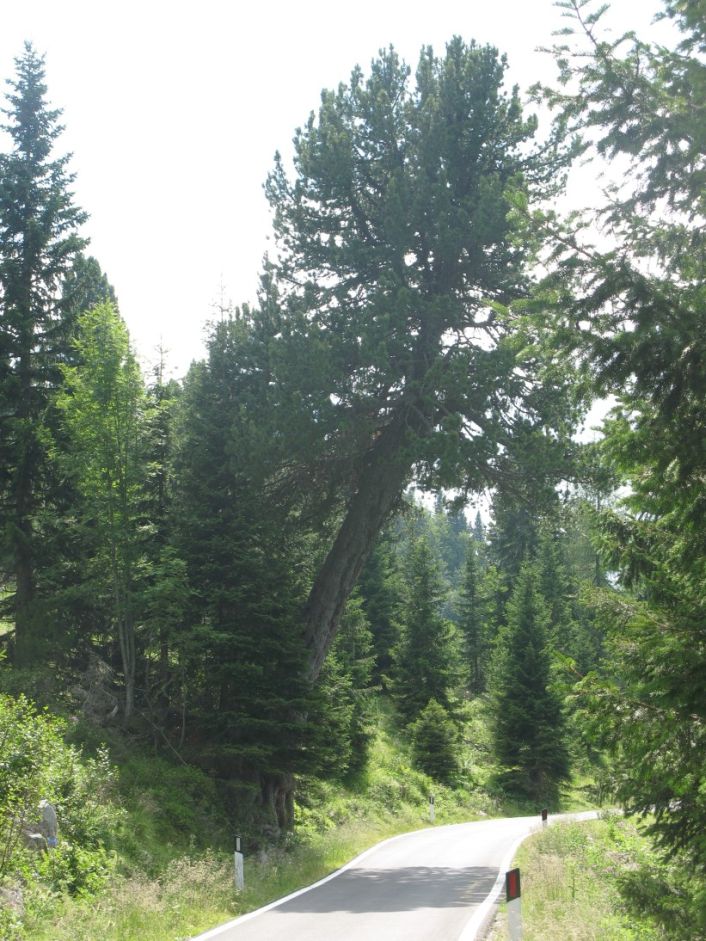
[260,37,579,679]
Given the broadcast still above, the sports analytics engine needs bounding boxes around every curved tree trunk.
[302,413,417,681]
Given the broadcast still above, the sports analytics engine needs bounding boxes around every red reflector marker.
[505,867,521,902]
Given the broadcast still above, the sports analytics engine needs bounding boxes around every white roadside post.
[234,836,244,892]
[541,808,548,829]
[429,793,435,823]
[505,867,523,940]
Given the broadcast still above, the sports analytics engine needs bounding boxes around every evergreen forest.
[0,1,705,937]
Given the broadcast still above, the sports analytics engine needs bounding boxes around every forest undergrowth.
[0,691,594,941]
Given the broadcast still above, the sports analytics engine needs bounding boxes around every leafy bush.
[0,694,122,895]
[619,854,706,941]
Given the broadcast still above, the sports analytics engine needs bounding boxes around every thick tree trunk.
[302,414,415,681]
[261,771,296,831]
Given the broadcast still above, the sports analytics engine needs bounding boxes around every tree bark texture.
[261,771,296,831]
[302,412,417,681]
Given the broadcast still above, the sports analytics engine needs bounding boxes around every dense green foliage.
[0,695,120,938]
[458,542,486,694]
[410,699,459,785]
[391,535,459,724]
[532,0,706,931]
[58,303,147,718]
[0,44,87,666]
[1,3,705,934]
[490,563,570,803]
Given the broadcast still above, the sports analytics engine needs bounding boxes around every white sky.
[1,0,667,378]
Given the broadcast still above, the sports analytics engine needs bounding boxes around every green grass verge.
[21,702,501,941]
[13,695,603,941]
[486,815,666,941]
[24,797,490,941]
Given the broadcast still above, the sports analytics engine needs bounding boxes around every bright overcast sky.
[1,0,667,378]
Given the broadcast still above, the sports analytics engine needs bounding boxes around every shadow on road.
[273,865,498,914]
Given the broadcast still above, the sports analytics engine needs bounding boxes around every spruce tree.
[172,315,316,828]
[487,486,540,583]
[142,353,183,699]
[472,511,485,545]
[458,543,487,695]
[391,536,460,724]
[410,699,459,785]
[434,496,469,587]
[536,526,594,671]
[491,562,569,802]
[0,43,87,664]
[61,254,117,337]
[358,531,402,683]
[478,562,507,657]
[314,593,375,780]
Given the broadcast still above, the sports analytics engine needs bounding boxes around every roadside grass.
[24,798,491,941]
[22,703,502,941]
[486,815,666,941]
[24,852,236,941]
[13,693,605,941]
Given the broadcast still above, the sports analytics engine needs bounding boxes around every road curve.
[193,812,597,941]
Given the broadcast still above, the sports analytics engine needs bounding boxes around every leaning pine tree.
[490,561,569,802]
[258,38,580,683]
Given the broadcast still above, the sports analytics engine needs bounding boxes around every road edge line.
[190,823,436,940]
[456,827,535,941]
[456,810,600,941]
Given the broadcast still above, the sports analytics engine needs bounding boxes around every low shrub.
[0,695,122,885]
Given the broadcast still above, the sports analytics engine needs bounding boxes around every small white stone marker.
[234,836,244,891]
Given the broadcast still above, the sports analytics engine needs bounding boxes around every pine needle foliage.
[490,562,569,803]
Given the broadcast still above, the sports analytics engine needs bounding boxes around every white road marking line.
[191,827,425,940]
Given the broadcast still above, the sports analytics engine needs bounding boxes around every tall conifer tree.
[0,44,87,664]
[458,543,486,695]
[172,316,316,828]
[260,39,578,681]
[491,562,569,801]
[392,536,460,724]
[358,532,402,682]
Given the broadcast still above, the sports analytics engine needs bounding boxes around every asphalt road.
[193,812,596,941]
